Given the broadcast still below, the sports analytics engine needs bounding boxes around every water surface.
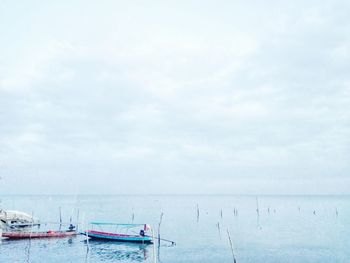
[0,195,349,262]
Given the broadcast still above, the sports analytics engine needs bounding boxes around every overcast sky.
[0,0,349,194]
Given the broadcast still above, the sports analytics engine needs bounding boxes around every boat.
[84,222,153,243]
[1,223,77,240]
[0,209,40,229]
[2,229,77,239]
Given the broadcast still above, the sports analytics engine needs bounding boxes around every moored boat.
[0,209,40,229]
[84,222,153,243]
[2,230,77,239]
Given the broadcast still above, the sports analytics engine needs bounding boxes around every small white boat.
[0,209,40,229]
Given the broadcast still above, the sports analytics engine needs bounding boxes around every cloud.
[0,0,349,194]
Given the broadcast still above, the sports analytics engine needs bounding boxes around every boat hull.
[2,230,77,239]
[86,230,152,243]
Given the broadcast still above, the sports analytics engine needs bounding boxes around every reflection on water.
[24,239,31,263]
[87,241,149,262]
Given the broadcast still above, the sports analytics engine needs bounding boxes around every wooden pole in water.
[227,229,237,263]
[196,203,200,222]
[29,211,34,239]
[59,207,62,231]
[69,208,74,227]
[217,222,221,239]
[158,212,163,247]
[256,197,261,229]
[27,216,33,262]
[255,197,259,216]
[82,212,89,252]
[76,209,80,232]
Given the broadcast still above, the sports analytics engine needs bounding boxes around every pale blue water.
[0,195,349,263]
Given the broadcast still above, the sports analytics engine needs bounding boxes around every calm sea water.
[0,195,349,263]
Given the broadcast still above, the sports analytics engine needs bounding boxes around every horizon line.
[1,193,349,196]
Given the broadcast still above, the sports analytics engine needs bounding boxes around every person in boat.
[140,224,151,236]
[68,224,76,231]
[139,229,145,237]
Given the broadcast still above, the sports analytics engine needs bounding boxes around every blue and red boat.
[84,222,153,243]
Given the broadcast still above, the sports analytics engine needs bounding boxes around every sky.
[0,0,349,194]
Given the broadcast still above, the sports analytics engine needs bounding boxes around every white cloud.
[0,0,349,194]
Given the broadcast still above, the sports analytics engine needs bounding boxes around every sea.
[0,195,349,263]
